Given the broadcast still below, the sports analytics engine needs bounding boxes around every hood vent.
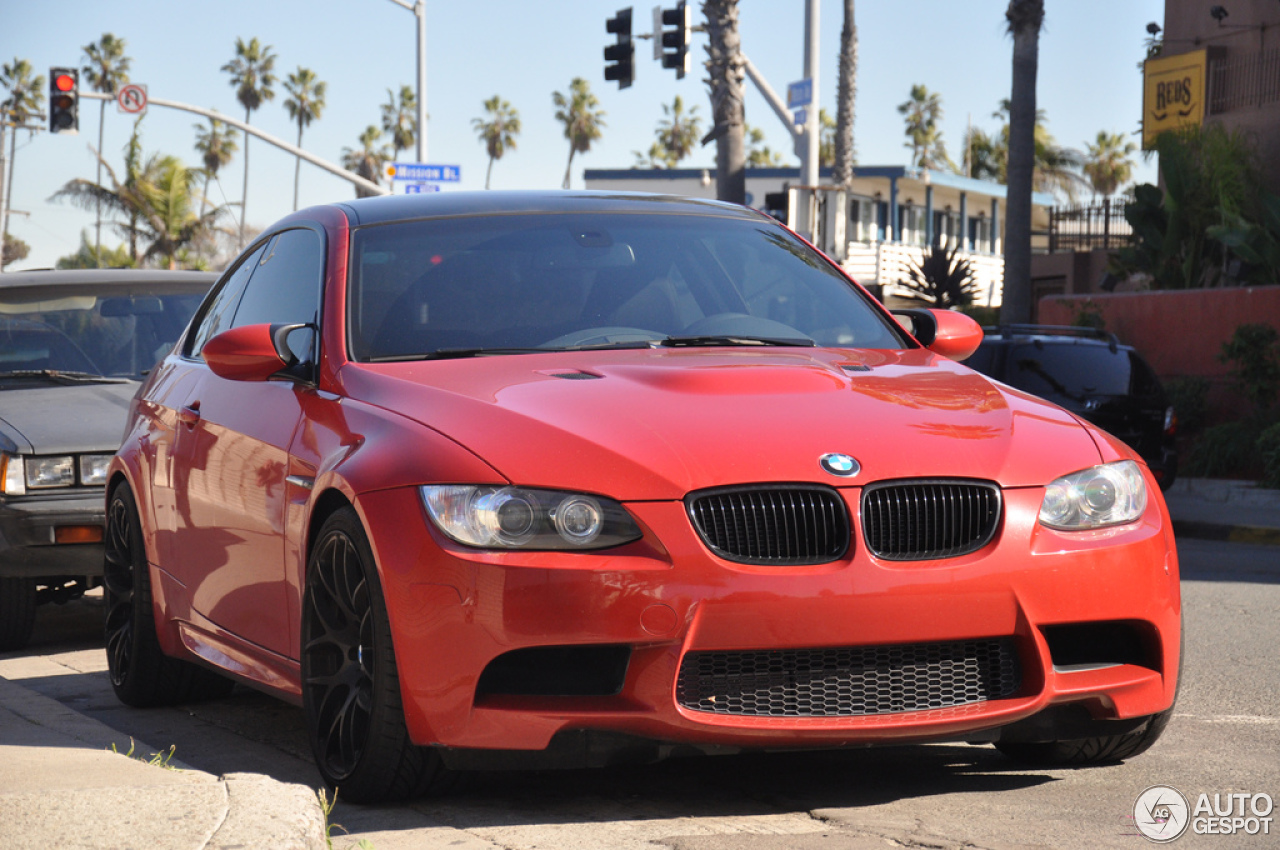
[548,371,602,380]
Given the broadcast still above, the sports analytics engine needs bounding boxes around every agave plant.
[900,243,980,308]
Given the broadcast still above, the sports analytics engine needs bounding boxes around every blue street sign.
[793,108,807,127]
[390,163,461,182]
[787,79,812,109]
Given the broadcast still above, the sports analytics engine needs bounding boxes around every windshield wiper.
[0,369,131,385]
[369,347,551,362]
[659,335,816,348]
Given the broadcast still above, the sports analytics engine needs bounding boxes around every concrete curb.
[1173,520,1280,547]
[0,674,326,850]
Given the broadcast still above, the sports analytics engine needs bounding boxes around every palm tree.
[381,86,417,161]
[552,78,605,190]
[964,126,1003,181]
[633,142,674,170]
[221,36,277,248]
[283,67,327,211]
[1,59,45,247]
[897,84,949,171]
[833,0,857,184]
[471,95,520,189]
[818,109,836,168]
[704,0,746,204]
[1083,130,1137,198]
[82,34,132,265]
[1002,0,1044,325]
[52,124,226,268]
[193,116,238,217]
[656,95,702,165]
[341,126,390,199]
[745,124,785,167]
[56,230,135,269]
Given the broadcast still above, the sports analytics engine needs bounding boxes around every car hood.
[342,348,1104,500]
[0,381,139,455]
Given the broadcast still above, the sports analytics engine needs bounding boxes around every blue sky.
[3,0,1163,270]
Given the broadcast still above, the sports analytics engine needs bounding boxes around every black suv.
[966,325,1177,489]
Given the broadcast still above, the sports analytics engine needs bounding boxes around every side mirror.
[891,309,983,361]
[202,323,306,381]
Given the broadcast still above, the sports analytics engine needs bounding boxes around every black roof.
[330,190,765,227]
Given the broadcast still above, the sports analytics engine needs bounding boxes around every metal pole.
[79,92,389,195]
[416,0,428,163]
[801,0,820,187]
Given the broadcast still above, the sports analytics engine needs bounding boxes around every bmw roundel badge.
[819,453,860,477]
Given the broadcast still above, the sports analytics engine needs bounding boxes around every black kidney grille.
[687,486,850,565]
[677,639,1020,717]
[862,480,1001,560]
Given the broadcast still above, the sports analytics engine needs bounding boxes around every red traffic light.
[53,73,76,93]
[48,67,79,134]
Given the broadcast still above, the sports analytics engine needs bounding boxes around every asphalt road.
[2,537,1276,850]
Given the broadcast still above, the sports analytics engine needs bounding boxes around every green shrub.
[1259,422,1280,489]
[1164,376,1210,436]
[1185,421,1261,478]
[960,305,1000,327]
[1220,323,1280,416]
[1070,300,1106,331]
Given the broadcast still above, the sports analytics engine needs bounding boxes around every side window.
[230,228,325,362]
[185,243,267,358]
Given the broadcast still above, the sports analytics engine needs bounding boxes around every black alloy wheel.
[103,484,232,706]
[302,507,442,802]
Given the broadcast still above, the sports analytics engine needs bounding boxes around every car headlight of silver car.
[421,485,643,550]
[0,453,115,495]
[1038,460,1148,531]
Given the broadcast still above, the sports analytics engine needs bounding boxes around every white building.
[584,166,1054,308]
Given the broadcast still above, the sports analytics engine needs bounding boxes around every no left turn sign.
[117,84,147,115]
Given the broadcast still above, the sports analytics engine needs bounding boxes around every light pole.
[386,0,428,163]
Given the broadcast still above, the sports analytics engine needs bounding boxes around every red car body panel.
[110,193,1180,762]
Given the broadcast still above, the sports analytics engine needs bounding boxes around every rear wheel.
[0,577,37,652]
[103,484,233,706]
[302,507,446,802]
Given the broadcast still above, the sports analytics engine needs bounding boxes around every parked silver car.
[0,269,214,650]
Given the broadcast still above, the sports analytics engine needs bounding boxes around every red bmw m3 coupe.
[106,192,1180,802]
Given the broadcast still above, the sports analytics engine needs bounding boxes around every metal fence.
[1208,48,1280,114]
[1047,199,1133,253]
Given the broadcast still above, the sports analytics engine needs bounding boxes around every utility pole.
[386,0,428,163]
[799,0,820,187]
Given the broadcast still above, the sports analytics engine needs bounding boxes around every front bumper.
[0,490,106,578]
[358,482,1181,755]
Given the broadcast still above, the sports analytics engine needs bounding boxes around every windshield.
[347,212,905,361]
[0,285,205,380]
[1004,343,1134,402]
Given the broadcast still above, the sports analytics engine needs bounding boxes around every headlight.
[421,485,642,550]
[26,456,75,489]
[1038,461,1148,530]
[79,454,113,486]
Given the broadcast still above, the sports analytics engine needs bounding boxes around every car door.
[168,228,323,655]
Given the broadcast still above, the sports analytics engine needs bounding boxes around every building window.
[969,217,991,253]
[848,197,878,243]
[899,205,927,246]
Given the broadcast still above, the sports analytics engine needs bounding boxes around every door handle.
[178,403,201,427]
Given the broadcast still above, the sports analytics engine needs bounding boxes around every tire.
[302,507,446,803]
[0,576,38,652]
[103,484,234,707]
[994,707,1174,766]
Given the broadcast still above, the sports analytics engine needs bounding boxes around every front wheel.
[301,507,446,803]
[995,708,1174,766]
[0,576,37,652]
[103,484,233,706]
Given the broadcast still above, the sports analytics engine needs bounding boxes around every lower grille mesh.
[676,639,1020,717]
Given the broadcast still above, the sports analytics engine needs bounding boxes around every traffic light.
[659,1,692,79]
[604,8,635,89]
[48,67,79,134]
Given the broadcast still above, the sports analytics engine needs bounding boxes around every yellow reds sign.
[1142,50,1208,149]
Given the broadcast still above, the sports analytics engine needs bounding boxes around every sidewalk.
[0,478,1275,850]
[0,673,326,849]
